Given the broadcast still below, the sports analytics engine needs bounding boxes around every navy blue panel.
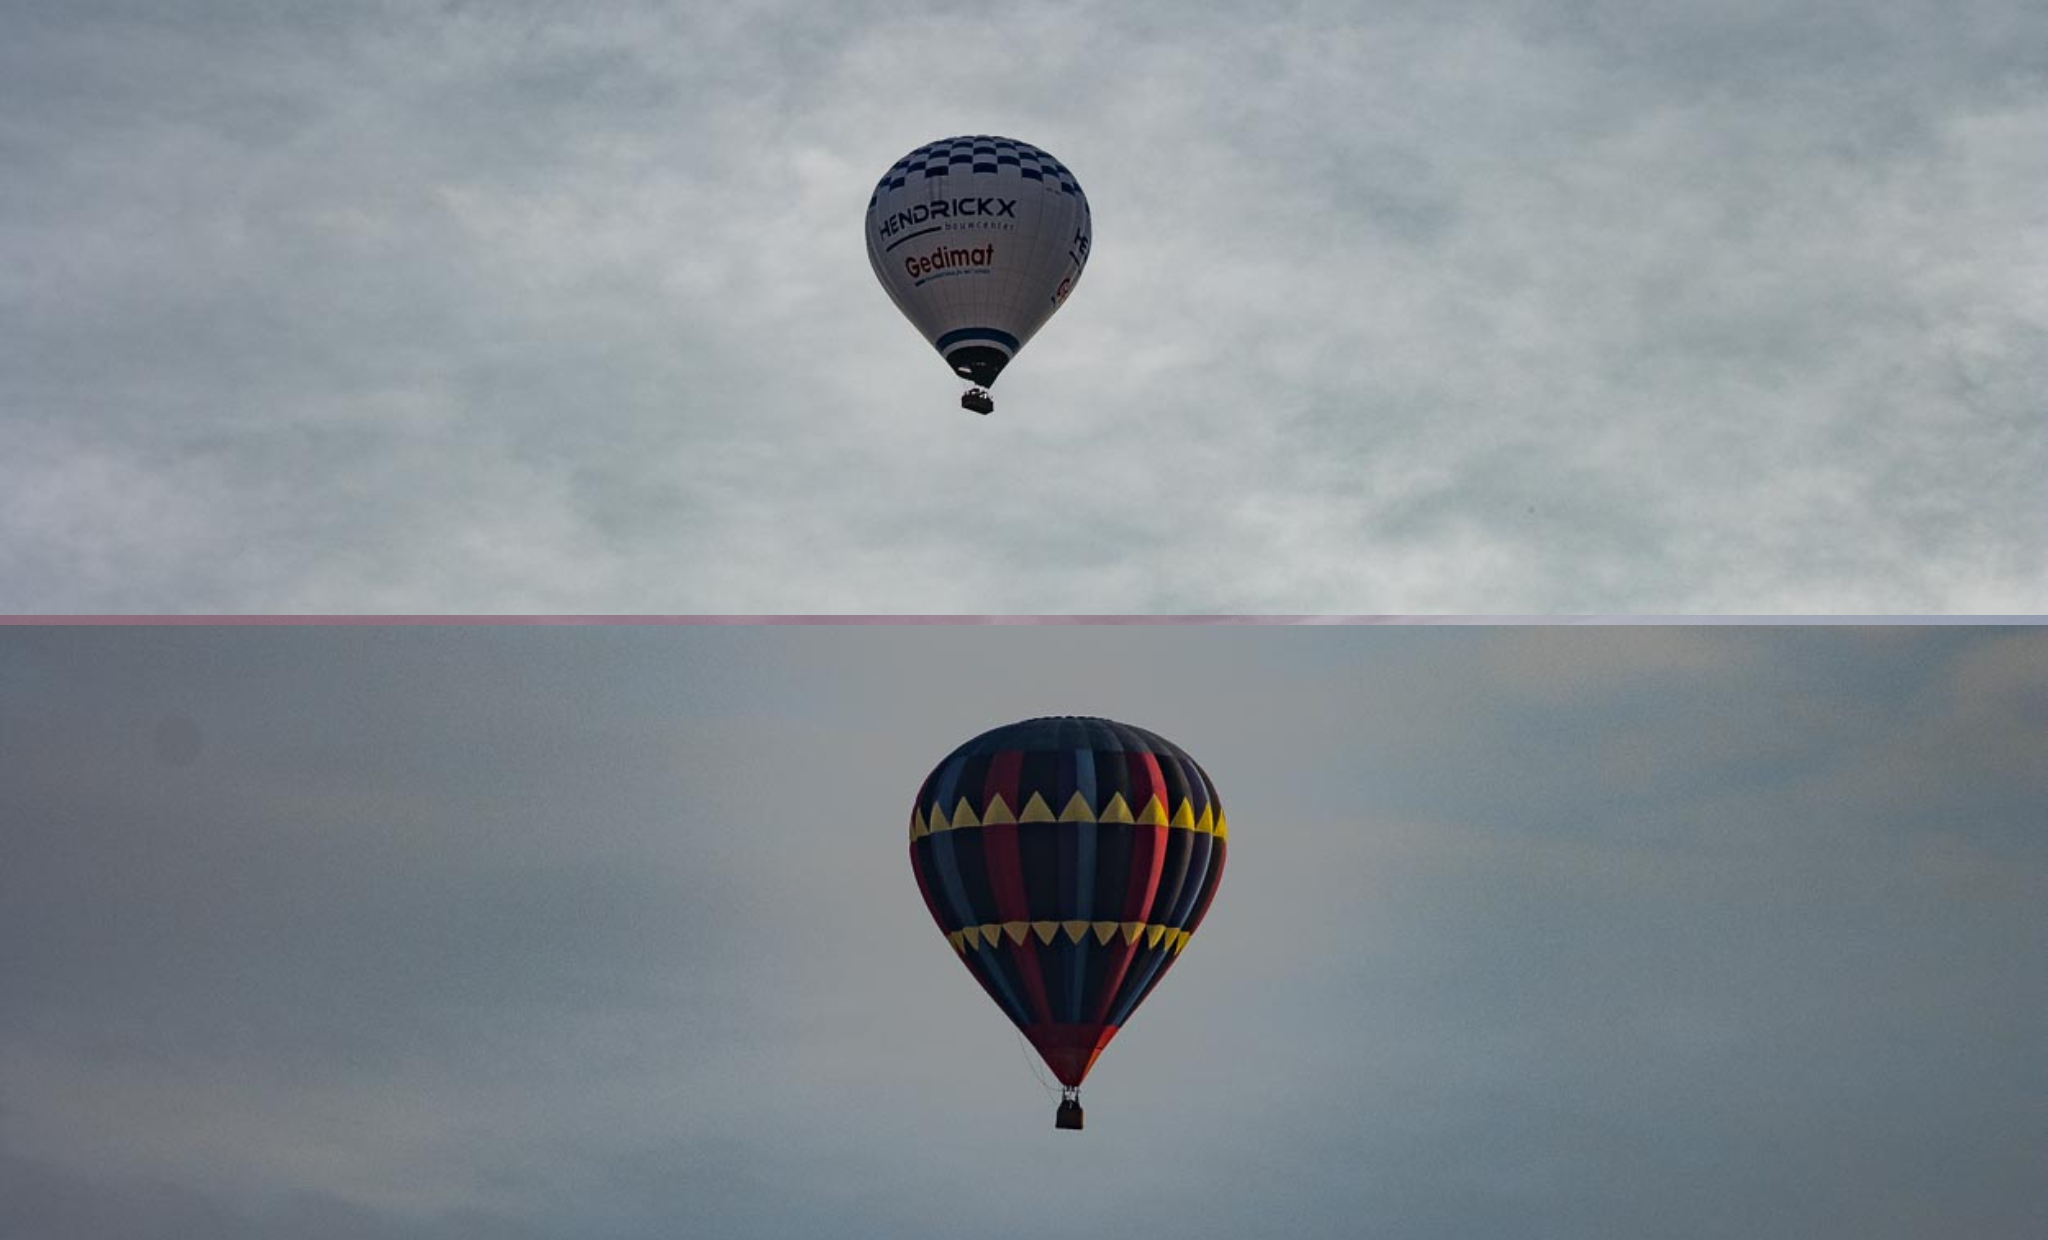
[1149,822,1194,926]
[967,943,1033,1027]
[1080,932,1116,1018]
[1068,744,1096,820]
[1165,832,1215,928]
[1089,822,1133,922]
[1066,748,1098,924]
[914,836,972,931]
[933,326,1022,352]
[1105,941,1174,1027]
[1055,816,1080,921]
[1153,749,1195,818]
[950,822,997,928]
[1018,820,1062,915]
[1062,937,1088,1023]
[923,832,978,931]
[1037,931,1076,1023]
[954,751,992,813]
[1184,837,1226,936]
[1017,747,1062,814]
[1097,741,1135,803]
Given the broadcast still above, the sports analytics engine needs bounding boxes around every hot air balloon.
[865,136,1092,416]
[907,717,1227,1130]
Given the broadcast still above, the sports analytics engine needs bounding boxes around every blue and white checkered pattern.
[867,135,1082,210]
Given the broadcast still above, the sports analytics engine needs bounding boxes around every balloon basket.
[1055,1094,1084,1131]
[961,389,994,415]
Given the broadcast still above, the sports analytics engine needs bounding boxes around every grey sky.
[3,1,2044,613]
[1,623,2043,1238]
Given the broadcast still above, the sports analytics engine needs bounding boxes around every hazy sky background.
[3,0,2044,613]
[2,623,2043,1238]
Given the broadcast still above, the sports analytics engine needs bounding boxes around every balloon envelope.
[865,136,1092,389]
[907,717,1226,1089]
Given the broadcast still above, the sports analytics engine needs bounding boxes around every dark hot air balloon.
[907,717,1227,1129]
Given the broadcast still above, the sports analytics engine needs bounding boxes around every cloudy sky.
[2,0,2043,614]
[2,623,2043,1238]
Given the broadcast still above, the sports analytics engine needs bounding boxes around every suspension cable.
[1014,1028,1062,1103]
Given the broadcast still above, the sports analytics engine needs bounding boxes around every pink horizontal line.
[0,615,1983,625]
[0,614,1406,625]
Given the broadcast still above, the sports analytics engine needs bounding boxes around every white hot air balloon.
[865,135,1091,415]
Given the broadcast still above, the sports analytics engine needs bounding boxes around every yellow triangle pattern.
[915,795,1229,837]
[949,922,1197,954]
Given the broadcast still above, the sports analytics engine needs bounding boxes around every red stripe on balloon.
[1087,751,1172,1026]
[1023,1021,1123,1088]
[980,749,1054,1025]
[1122,750,1169,922]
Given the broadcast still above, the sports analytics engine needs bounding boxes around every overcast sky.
[2,0,2044,613]
[2,623,2043,1238]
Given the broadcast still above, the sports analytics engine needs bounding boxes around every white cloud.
[1,2,2042,612]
